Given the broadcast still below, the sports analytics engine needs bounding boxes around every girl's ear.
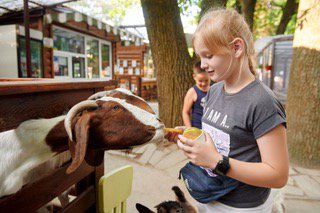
[231,38,245,58]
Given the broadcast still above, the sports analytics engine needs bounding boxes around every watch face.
[214,156,230,176]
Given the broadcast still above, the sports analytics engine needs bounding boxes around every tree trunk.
[276,0,299,34]
[141,0,194,127]
[241,0,257,30]
[286,0,320,168]
[234,0,242,14]
[199,0,226,20]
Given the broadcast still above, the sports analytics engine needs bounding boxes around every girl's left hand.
[177,131,222,169]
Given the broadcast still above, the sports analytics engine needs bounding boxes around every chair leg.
[121,201,127,213]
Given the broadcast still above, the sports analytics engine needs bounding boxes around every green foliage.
[253,0,297,39]
[108,0,140,25]
[178,0,201,15]
[285,13,297,34]
[66,0,139,25]
[226,0,237,8]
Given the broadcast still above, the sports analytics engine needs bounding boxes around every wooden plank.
[59,186,95,213]
[0,162,94,213]
[0,80,113,212]
[0,89,92,131]
[0,80,117,131]
[0,80,117,96]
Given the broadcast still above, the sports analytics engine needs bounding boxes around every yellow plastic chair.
[98,165,133,213]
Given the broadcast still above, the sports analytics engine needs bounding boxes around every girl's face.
[194,37,234,83]
[193,72,210,92]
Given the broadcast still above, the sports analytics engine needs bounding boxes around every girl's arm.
[182,88,196,127]
[177,124,289,188]
[227,124,289,188]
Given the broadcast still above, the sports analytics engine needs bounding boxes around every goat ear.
[66,113,91,174]
[136,203,155,213]
[85,149,104,167]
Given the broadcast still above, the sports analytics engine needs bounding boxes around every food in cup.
[182,127,203,141]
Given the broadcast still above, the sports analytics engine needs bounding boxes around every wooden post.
[23,0,32,77]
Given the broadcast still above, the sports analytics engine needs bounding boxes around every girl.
[182,61,210,129]
[170,9,289,212]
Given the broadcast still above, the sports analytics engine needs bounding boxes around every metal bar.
[270,41,276,90]
[24,0,32,78]
[0,6,15,12]
[29,0,43,7]
[119,24,146,28]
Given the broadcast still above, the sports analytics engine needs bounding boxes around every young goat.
[136,186,197,213]
[0,88,164,198]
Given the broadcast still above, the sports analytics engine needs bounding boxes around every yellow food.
[182,127,202,140]
[163,128,183,134]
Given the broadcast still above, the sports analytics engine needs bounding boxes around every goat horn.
[87,90,112,100]
[64,100,98,141]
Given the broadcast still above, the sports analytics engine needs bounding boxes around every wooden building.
[114,42,157,100]
[0,1,144,80]
[0,1,157,100]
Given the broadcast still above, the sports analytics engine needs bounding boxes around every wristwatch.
[213,155,230,176]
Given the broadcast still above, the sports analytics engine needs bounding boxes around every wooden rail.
[0,79,117,212]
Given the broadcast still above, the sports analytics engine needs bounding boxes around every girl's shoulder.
[249,80,286,118]
[251,80,283,106]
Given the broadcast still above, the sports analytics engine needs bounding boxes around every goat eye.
[113,105,119,110]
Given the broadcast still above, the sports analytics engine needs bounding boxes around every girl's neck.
[224,63,255,94]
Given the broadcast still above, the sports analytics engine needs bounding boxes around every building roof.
[0,0,76,16]
[254,34,294,55]
[0,0,144,45]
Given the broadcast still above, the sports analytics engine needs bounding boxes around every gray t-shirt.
[202,79,286,208]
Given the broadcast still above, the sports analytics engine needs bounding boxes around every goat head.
[65,88,164,173]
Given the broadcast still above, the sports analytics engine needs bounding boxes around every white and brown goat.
[0,88,164,198]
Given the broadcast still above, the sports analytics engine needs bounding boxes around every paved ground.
[104,102,320,213]
[105,145,320,213]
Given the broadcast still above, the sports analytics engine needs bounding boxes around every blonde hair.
[192,9,256,76]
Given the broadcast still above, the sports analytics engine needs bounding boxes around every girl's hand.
[177,131,222,169]
[164,126,187,143]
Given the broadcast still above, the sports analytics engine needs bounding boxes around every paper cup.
[193,131,205,143]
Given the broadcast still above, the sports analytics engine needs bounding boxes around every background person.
[182,61,211,129]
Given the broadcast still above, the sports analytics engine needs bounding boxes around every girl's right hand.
[164,126,187,143]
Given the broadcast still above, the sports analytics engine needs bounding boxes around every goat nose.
[156,117,162,122]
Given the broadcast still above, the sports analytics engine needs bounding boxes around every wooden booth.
[114,43,157,101]
[0,79,117,212]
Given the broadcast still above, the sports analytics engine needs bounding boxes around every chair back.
[98,165,133,213]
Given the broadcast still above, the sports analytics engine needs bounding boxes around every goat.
[136,186,197,213]
[0,88,164,198]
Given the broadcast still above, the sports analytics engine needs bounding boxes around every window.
[72,57,85,78]
[87,38,99,78]
[101,43,111,77]
[54,56,68,77]
[19,37,43,78]
[53,26,112,79]
[53,28,84,54]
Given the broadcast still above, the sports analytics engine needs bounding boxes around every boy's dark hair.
[193,61,206,74]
